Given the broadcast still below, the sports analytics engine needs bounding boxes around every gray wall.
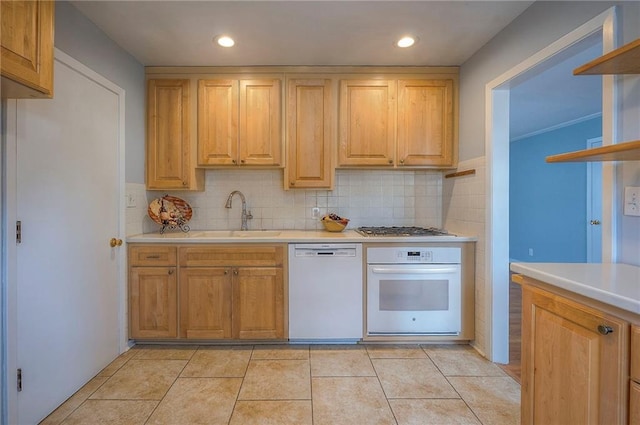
[460,1,640,265]
[55,1,146,184]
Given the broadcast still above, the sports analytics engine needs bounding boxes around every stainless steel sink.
[232,230,281,237]
[189,230,281,238]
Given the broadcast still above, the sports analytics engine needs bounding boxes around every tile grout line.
[366,347,400,425]
[419,345,485,425]
[226,344,254,425]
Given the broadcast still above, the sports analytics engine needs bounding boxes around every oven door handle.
[370,266,459,274]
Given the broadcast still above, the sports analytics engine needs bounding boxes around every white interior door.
[586,137,603,263]
[15,53,123,424]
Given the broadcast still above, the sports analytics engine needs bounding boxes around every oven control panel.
[398,250,432,262]
[367,247,461,264]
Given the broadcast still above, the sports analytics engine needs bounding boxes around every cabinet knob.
[182,181,187,186]
[290,182,295,186]
[400,159,405,165]
[232,159,237,164]
[109,238,123,247]
[224,270,228,275]
[240,160,245,164]
[597,324,613,335]
[388,159,393,164]
[168,269,174,275]
[233,269,238,275]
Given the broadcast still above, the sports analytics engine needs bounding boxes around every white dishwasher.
[288,243,363,342]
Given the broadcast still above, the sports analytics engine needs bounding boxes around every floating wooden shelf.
[546,140,640,162]
[574,38,640,75]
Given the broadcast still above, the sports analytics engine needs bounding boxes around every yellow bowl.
[321,216,349,232]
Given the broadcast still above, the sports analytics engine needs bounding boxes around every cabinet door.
[521,286,628,425]
[197,79,239,166]
[631,381,640,425]
[1,0,54,98]
[147,79,203,190]
[398,79,455,167]
[180,267,232,339]
[286,79,334,188]
[338,79,396,166]
[632,325,640,381]
[239,79,282,166]
[232,267,284,339]
[129,267,177,339]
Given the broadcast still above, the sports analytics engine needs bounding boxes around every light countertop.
[510,262,640,315]
[127,229,477,244]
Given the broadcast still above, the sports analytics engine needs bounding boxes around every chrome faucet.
[225,190,252,230]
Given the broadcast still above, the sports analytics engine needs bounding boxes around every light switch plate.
[624,186,640,216]
[126,193,137,208]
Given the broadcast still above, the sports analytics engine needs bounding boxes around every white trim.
[485,7,617,363]
[510,112,602,142]
[3,48,127,422]
[586,137,603,263]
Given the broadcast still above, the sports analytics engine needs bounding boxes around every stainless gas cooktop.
[355,226,455,237]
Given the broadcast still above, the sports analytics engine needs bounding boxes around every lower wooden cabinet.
[129,266,178,339]
[515,275,632,425]
[631,381,640,425]
[129,244,286,341]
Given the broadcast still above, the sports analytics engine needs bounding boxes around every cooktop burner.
[356,226,454,237]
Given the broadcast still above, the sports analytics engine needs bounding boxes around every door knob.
[590,220,601,225]
[109,238,123,247]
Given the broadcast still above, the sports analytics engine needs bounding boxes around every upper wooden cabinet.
[146,79,204,190]
[338,77,457,168]
[286,78,334,189]
[1,0,54,98]
[198,78,282,167]
[398,79,454,167]
[338,79,396,167]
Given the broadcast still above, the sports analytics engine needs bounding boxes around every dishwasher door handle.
[370,266,459,274]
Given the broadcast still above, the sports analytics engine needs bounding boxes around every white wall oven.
[366,246,462,335]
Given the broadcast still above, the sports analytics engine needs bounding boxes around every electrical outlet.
[624,186,640,216]
[528,248,534,257]
[312,207,320,219]
[126,193,137,208]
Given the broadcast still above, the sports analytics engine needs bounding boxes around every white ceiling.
[70,0,602,138]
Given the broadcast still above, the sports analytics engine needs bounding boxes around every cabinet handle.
[400,159,405,165]
[224,270,228,275]
[388,159,393,164]
[145,255,161,259]
[290,182,295,186]
[597,324,613,335]
[233,269,238,275]
[240,160,245,164]
[232,159,237,164]
[168,269,174,275]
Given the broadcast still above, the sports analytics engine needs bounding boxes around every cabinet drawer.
[180,245,283,267]
[129,245,177,266]
[632,325,640,382]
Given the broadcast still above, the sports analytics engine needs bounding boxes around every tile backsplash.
[126,169,443,235]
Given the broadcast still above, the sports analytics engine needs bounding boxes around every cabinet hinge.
[16,221,21,244]
[17,368,22,392]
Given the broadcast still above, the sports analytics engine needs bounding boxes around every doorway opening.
[485,7,617,364]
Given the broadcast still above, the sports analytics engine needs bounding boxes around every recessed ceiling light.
[216,35,235,48]
[396,36,417,48]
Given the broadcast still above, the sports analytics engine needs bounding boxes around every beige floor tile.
[90,360,186,400]
[252,344,309,360]
[41,376,109,425]
[366,344,427,359]
[180,346,252,377]
[449,376,521,425]
[60,400,157,425]
[146,378,242,424]
[239,359,311,400]
[390,399,481,425]
[423,344,507,377]
[310,345,375,376]
[312,377,395,425]
[96,348,137,377]
[130,345,196,360]
[229,400,313,425]
[372,358,459,398]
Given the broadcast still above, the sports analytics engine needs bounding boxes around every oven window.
[379,279,449,311]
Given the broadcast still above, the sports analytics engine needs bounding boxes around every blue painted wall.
[510,117,602,262]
